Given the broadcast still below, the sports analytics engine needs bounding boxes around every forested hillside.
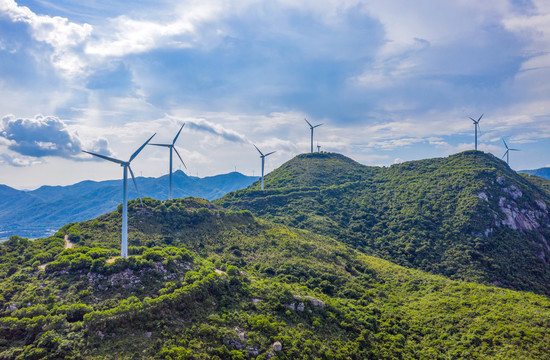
[1,198,549,359]
[217,151,550,295]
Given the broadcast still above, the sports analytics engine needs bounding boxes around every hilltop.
[217,151,550,295]
[0,171,256,240]
[1,198,549,359]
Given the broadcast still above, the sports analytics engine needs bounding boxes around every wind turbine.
[502,138,519,166]
[83,133,156,258]
[149,123,187,200]
[317,143,321,153]
[305,118,322,153]
[254,145,275,190]
[469,114,483,151]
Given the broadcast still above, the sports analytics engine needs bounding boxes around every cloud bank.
[0,114,112,160]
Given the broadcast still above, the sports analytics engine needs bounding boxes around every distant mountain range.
[0,170,257,239]
[520,167,550,180]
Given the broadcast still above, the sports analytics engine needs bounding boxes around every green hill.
[1,198,549,359]
[217,151,550,295]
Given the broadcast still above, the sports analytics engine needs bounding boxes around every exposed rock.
[248,347,259,357]
[251,298,261,304]
[503,185,522,199]
[145,332,152,338]
[285,303,296,311]
[536,199,548,211]
[496,197,545,231]
[496,176,506,185]
[273,341,282,352]
[8,304,17,311]
[477,192,489,202]
[227,339,243,350]
[291,295,326,309]
[305,296,326,308]
[97,331,104,339]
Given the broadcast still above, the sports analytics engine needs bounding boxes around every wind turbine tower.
[254,145,275,190]
[83,134,156,258]
[317,143,321,153]
[149,123,187,200]
[305,119,322,153]
[502,138,519,166]
[469,114,483,150]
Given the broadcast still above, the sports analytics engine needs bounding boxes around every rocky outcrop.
[286,295,326,312]
[273,342,282,352]
[496,196,544,231]
[487,177,550,232]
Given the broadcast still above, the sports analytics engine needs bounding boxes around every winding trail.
[38,235,75,271]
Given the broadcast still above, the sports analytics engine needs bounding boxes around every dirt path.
[38,235,74,272]
[64,235,74,249]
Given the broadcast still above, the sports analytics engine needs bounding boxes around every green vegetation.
[1,198,550,359]
[217,151,550,295]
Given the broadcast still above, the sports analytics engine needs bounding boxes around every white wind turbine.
[83,133,156,258]
[469,114,483,150]
[305,118,322,153]
[502,138,519,166]
[149,123,187,200]
[254,145,275,190]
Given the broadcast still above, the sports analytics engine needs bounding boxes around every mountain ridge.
[0,170,256,240]
[520,167,550,180]
[217,150,550,295]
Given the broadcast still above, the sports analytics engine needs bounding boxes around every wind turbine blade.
[313,123,323,128]
[502,138,509,149]
[304,118,313,128]
[502,151,508,159]
[82,150,125,165]
[478,114,484,122]
[128,166,143,206]
[129,133,156,162]
[265,151,276,157]
[253,144,264,156]
[149,143,171,147]
[172,123,185,145]
[510,148,520,151]
[469,117,476,122]
[173,147,187,169]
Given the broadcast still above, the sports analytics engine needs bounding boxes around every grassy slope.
[1,199,549,359]
[217,151,550,295]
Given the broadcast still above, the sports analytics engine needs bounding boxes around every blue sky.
[1,0,550,189]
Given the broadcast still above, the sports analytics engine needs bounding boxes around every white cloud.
[0,114,113,161]
[184,117,250,144]
[1,0,92,76]
[0,153,41,167]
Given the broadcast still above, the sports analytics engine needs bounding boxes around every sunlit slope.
[1,198,549,359]
[218,151,550,295]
